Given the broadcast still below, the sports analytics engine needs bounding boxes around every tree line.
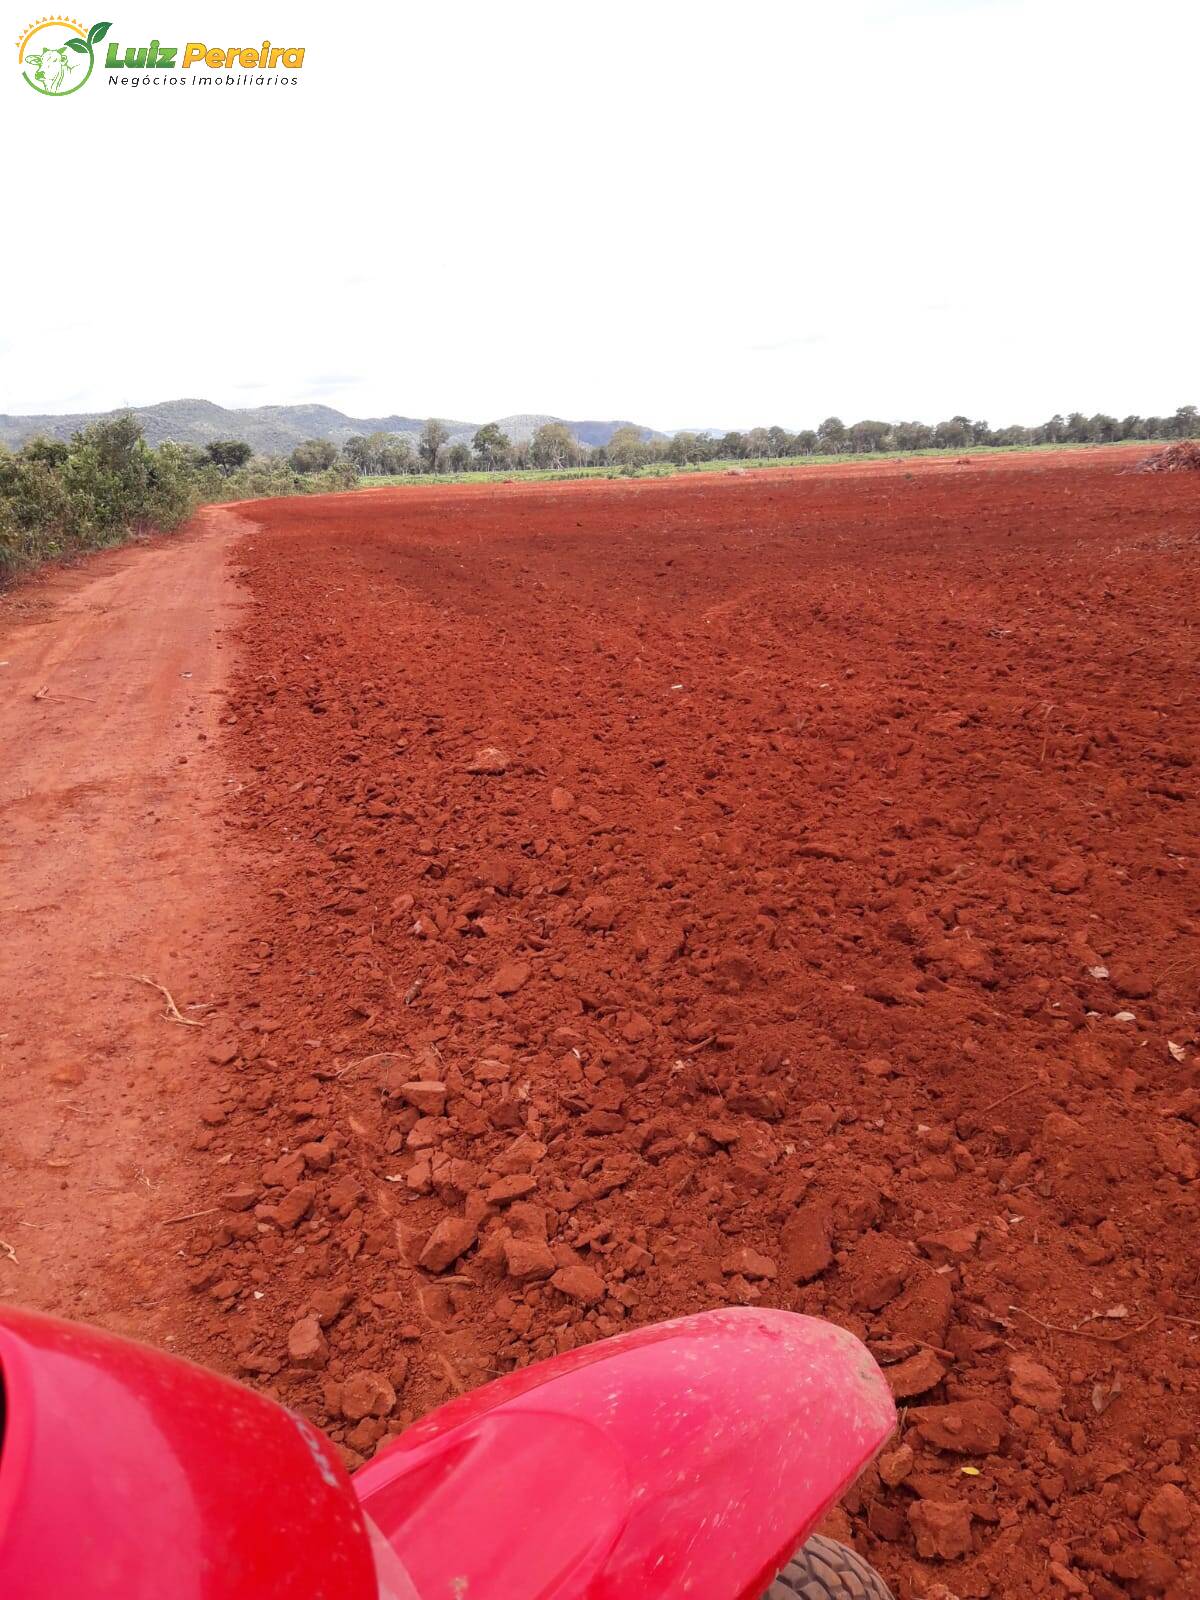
[5,401,1196,580]
[336,405,1199,475]
[1,418,357,580]
[339,420,591,475]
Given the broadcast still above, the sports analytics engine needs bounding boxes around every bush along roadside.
[0,415,358,584]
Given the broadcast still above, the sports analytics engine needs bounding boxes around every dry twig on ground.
[125,973,205,1027]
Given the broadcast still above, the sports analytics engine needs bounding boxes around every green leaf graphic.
[87,21,112,45]
[65,37,88,51]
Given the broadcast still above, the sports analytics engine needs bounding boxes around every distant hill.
[0,399,663,454]
[492,414,660,447]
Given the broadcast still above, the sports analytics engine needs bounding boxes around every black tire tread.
[762,1533,894,1600]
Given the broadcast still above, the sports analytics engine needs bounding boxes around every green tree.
[472,423,512,470]
[530,422,580,469]
[847,420,892,453]
[358,431,394,472]
[203,440,252,475]
[290,439,338,474]
[933,417,972,450]
[893,421,933,451]
[607,425,652,468]
[378,436,415,474]
[993,424,1033,447]
[666,431,702,466]
[342,435,370,471]
[419,418,449,471]
[21,436,70,468]
[1091,414,1119,443]
[817,417,846,453]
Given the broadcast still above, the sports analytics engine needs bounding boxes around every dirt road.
[2,454,1197,1598]
[0,509,245,1351]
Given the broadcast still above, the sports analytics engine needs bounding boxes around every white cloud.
[2,0,1197,431]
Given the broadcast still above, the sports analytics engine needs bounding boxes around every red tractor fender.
[355,1306,896,1600]
[0,1303,376,1599]
[0,1303,894,1599]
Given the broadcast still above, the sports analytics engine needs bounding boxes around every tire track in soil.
[191,456,1197,1598]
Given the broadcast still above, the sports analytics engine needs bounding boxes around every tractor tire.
[762,1533,894,1599]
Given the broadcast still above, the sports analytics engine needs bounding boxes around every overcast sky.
[3,0,1197,432]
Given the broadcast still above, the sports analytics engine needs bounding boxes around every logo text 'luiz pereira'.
[110,38,305,70]
[17,19,306,96]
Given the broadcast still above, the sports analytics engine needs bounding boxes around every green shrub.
[0,492,23,579]
[0,443,76,572]
[141,439,199,530]
[314,459,359,492]
[289,439,338,474]
[61,414,155,539]
[0,415,361,584]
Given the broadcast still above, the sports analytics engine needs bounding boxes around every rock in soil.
[418,1217,477,1273]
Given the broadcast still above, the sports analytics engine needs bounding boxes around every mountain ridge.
[0,398,664,454]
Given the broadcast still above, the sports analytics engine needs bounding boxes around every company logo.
[18,17,110,95]
[17,18,306,96]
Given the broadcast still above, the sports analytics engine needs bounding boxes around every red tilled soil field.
[3,448,1198,1598]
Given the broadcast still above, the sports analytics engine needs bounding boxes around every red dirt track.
[5,449,1200,1597]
